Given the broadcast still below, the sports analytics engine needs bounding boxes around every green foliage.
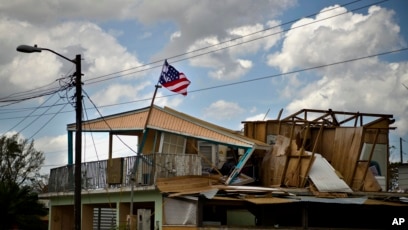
[0,182,48,230]
[0,133,48,229]
[0,133,45,186]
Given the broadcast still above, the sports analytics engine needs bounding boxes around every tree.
[0,133,47,229]
[0,133,45,186]
[0,182,48,230]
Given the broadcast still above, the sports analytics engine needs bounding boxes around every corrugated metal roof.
[67,106,270,149]
[308,154,353,193]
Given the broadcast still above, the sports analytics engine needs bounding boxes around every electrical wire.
[27,101,69,140]
[17,96,64,134]
[82,89,138,155]
[84,0,388,85]
[0,46,406,123]
[0,0,401,141]
[82,98,100,162]
[2,93,57,135]
[2,0,379,98]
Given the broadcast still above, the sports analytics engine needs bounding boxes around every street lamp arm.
[16,44,77,64]
[16,43,83,230]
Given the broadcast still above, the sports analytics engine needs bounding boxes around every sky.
[1,0,408,174]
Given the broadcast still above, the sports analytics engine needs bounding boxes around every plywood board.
[261,135,291,186]
[331,127,363,185]
[351,162,382,192]
[283,155,314,187]
[270,155,287,186]
[156,175,221,193]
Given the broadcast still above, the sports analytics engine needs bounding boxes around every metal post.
[74,54,82,230]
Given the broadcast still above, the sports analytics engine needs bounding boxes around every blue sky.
[0,0,407,174]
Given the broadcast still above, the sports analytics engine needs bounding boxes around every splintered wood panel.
[260,135,292,186]
[274,135,291,156]
[266,121,281,135]
[364,129,389,144]
[277,123,297,137]
[244,123,255,139]
[331,127,363,185]
[271,155,287,186]
[351,162,382,192]
[254,123,267,142]
[311,128,335,161]
[283,155,314,187]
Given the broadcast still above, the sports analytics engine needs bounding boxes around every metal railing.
[48,153,202,193]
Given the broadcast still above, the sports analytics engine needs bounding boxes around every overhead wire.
[27,100,69,140]
[0,46,406,124]
[0,0,400,141]
[0,0,384,108]
[84,0,369,85]
[82,89,138,155]
[84,0,388,85]
[2,93,57,135]
[82,97,100,162]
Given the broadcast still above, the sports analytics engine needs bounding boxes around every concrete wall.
[48,189,162,230]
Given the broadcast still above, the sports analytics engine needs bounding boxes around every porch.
[48,153,202,193]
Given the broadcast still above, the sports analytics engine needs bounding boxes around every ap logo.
[392,218,405,226]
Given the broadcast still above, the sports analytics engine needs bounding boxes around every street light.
[16,44,83,230]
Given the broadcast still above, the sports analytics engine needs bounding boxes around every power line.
[84,0,387,85]
[4,0,379,96]
[82,90,138,155]
[27,101,69,140]
[0,46,407,123]
[0,0,398,137]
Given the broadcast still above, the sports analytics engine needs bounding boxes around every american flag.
[159,60,191,96]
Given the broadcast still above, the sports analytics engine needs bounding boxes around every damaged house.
[41,106,407,230]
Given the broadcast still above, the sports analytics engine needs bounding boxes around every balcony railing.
[48,153,202,193]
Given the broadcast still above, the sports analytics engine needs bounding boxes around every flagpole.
[130,60,165,219]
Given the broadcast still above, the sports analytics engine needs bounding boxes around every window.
[198,141,217,171]
[160,133,186,154]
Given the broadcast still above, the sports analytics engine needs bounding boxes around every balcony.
[48,153,202,193]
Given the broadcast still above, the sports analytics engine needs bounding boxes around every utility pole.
[74,54,83,230]
[16,45,83,230]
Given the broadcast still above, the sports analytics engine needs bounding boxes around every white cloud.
[170,31,181,41]
[2,18,146,98]
[265,5,408,136]
[203,100,244,120]
[267,5,405,72]
[187,21,282,80]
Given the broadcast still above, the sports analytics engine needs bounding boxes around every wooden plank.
[331,127,364,185]
[157,175,221,193]
[351,162,382,192]
[270,155,287,186]
[260,135,291,186]
[283,155,314,187]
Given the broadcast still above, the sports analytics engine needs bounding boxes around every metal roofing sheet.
[308,154,353,193]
